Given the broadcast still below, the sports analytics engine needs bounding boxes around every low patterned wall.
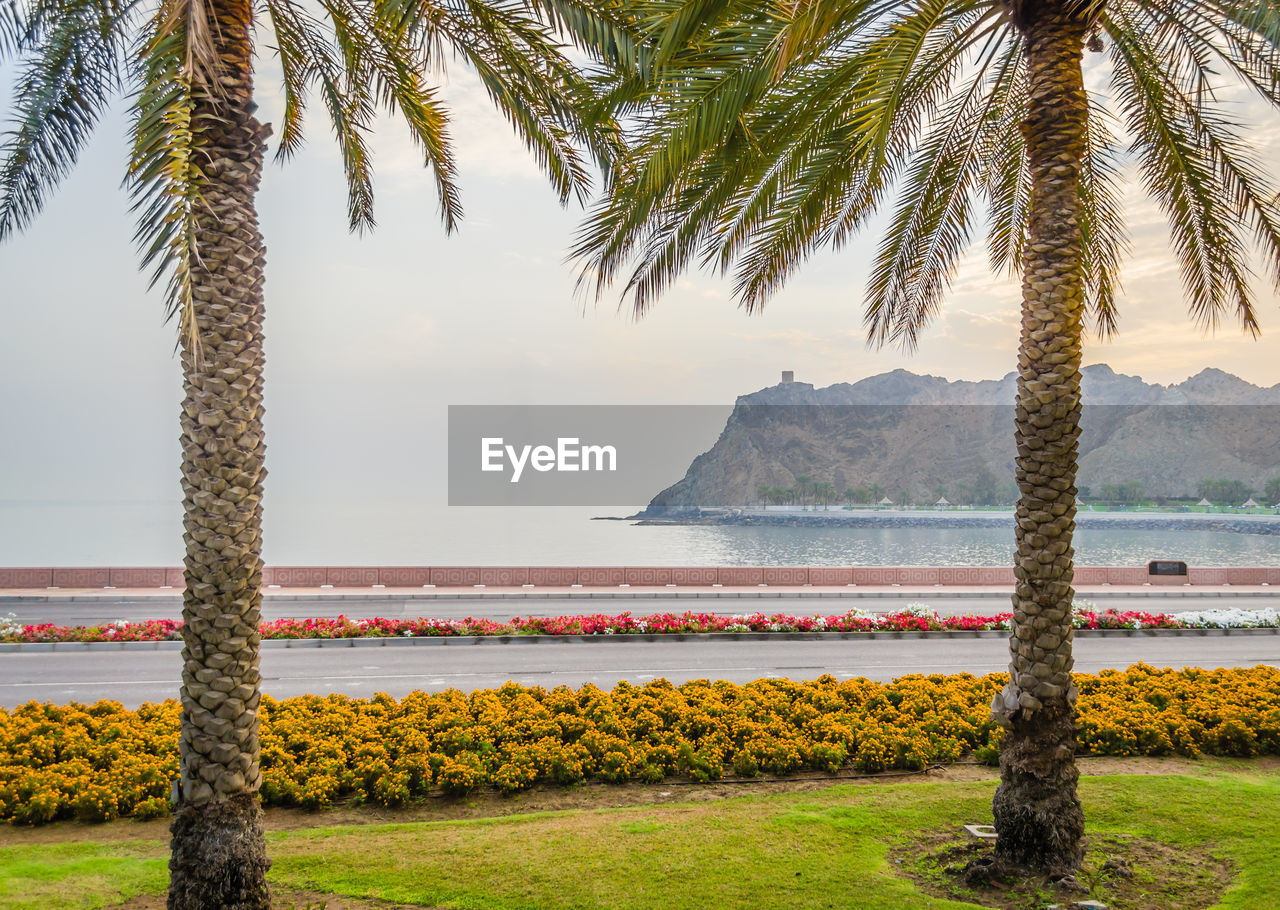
[1,565,1278,589]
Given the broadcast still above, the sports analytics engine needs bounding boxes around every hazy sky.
[2,40,1279,523]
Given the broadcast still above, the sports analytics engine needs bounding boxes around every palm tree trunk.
[167,1,271,906]
[990,0,1091,876]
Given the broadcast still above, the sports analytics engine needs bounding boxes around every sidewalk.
[4,583,1276,602]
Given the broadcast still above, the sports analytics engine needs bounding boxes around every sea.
[1,500,1277,567]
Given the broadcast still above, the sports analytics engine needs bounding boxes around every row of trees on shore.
[1197,478,1280,506]
[755,468,1016,508]
[759,475,1280,508]
[1085,478,1280,506]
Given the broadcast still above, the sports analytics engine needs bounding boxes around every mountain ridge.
[646,366,1280,510]
[737,364,1280,407]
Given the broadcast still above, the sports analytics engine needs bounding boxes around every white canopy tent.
[1197,498,1213,507]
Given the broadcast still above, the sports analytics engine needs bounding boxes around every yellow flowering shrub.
[1075,664,1280,757]
[0,700,178,824]
[2,665,1279,825]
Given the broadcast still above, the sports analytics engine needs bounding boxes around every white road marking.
[5,679,174,688]
[0,662,1027,689]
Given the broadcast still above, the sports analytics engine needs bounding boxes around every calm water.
[1,500,1277,566]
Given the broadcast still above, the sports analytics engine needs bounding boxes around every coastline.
[632,507,1280,536]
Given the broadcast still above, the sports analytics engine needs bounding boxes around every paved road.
[4,591,1275,626]
[4,634,1277,708]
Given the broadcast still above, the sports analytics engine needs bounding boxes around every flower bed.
[5,604,1276,644]
[2,665,1279,824]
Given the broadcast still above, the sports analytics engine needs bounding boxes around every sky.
[2,30,1280,536]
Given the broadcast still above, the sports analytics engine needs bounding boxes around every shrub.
[2,665,1279,823]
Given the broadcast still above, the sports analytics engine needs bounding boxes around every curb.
[2,626,1276,653]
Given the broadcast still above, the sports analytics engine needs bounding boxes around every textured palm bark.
[167,0,271,906]
[989,0,1090,876]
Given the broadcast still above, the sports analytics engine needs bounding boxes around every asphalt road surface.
[4,591,1276,626]
[3,634,1276,708]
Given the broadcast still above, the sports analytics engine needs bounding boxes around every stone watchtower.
[781,371,794,383]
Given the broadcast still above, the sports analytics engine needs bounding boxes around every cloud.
[373,68,553,189]
[727,328,831,349]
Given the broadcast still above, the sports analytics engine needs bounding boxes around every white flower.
[1176,608,1280,629]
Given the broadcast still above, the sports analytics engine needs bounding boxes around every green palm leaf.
[126,0,207,352]
[579,0,1280,346]
[5,0,625,340]
[1108,4,1280,334]
[0,0,133,239]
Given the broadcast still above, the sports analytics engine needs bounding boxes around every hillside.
[645,366,1280,510]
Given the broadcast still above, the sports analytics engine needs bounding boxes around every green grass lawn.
[4,765,1279,909]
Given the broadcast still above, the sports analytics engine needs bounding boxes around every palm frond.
[428,0,586,205]
[826,0,995,248]
[260,0,321,159]
[126,0,207,353]
[983,42,1029,281]
[170,0,218,89]
[1,0,23,57]
[577,0,1280,350]
[573,0,1005,322]
[731,2,1001,315]
[526,0,647,79]
[264,0,378,230]
[1108,5,1280,335]
[261,0,628,228]
[1146,0,1280,106]
[1075,95,1127,337]
[0,0,132,239]
[326,0,461,229]
[864,22,1012,349]
[715,0,991,301]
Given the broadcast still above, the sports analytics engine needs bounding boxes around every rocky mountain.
[645,366,1280,510]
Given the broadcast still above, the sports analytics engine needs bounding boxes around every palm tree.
[577,0,1280,875]
[1,0,619,905]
